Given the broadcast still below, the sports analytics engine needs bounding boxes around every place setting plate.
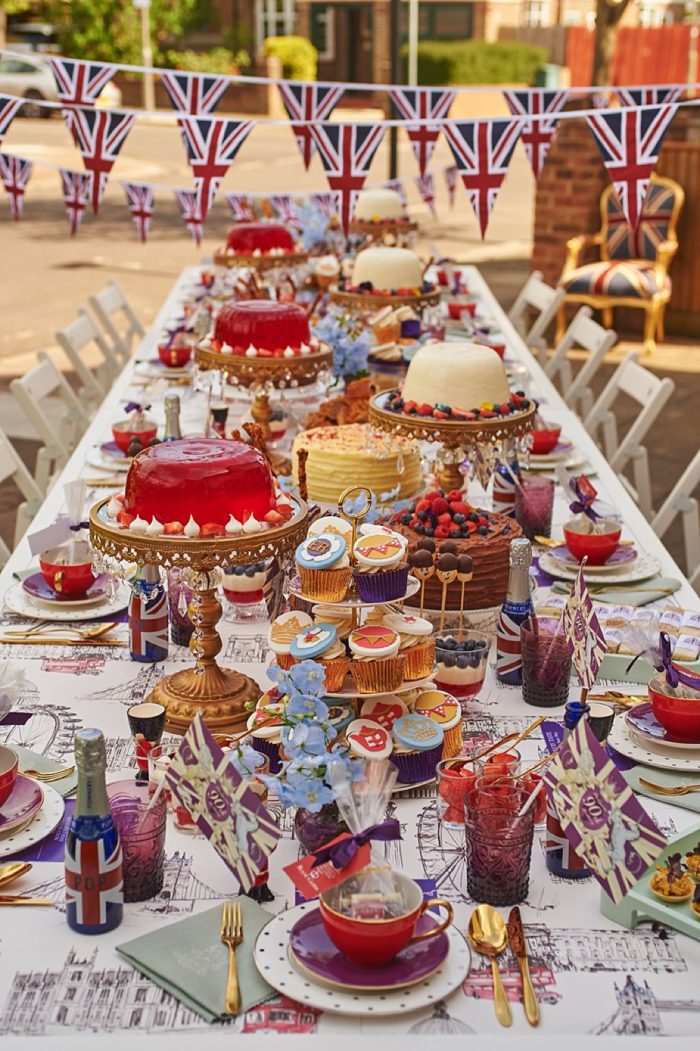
[21,571,113,608]
[544,544,638,574]
[135,359,194,380]
[4,580,130,622]
[0,775,44,838]
[538,549,661,585]
[608,718,700,773]
[626,703,700,752]
[86,445,131,474]
[0,780,65,858]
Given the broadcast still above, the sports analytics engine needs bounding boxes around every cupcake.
[296,531,352,602]
[311,603,354,640]
[649,853,694,903]
[353,529,409,602]
[382,611,435,680]
[268,610,313,670]
[413,689,463,759]
[327,704,354,735]
[360,695,409,731]
[389,713,444,783]
[346,718,393,761]
[246,697,285,773]
[290,623,350,693]
[349,625,406,694]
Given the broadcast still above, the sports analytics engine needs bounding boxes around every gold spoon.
[0,862,32,889]
[638,778,700,796]
[4,622,118,639]
[468,905,512,1027]
[20,765,76,783]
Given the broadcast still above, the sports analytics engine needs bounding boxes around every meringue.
[283,347,295,358]
[245,345,258,358]
[184,515,201,538]
[299,342,311,356]
[225,515,243,535]
[220,342,233,355]
[129,516,148,534]
[107,496,122,519]
[146,517,163,536]
[243,514,262,534]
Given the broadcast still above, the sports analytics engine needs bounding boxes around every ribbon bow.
[163,321,191,349]
[124,401,150,415]
[657,631,700,691]
[569,478,600,522]
[69,521,89,532]
[310,818,401,871]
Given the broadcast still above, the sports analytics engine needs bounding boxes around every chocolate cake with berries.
[382,488,523,611]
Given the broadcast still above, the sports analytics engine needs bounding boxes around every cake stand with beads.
[89,497,310,735]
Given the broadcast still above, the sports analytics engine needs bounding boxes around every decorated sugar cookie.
[290,623,338,660]
[346,718,393,760]
[268,611,313,654]
[360,697,408,730]
[349,624,400,659]
[296,533,346,570]
[354,531,406,568]
[308,516,354,542]
[382,612,433,637]
[327,705,354,732]
[247,703,285,739]
[413,690,461,730]
[392,713,444,751]
[358,523,397,537]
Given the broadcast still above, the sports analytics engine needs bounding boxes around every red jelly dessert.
[124,438,276,527]
[226,222,295,255]
[214,301,310,353]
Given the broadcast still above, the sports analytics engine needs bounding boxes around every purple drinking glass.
[521,621,572,708]
[463,784,536,906]
[107,779,167,902]
[515,476,555,540]
[167,568,194,647]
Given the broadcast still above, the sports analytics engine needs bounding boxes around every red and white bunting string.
[160,71,229,115]
[382,178,408,215]
[48,57,114,106]
[225,192,256,221]
[443,119,523,238]
[444,164,458,208]
[0,155,33,220]
[277,83,345,169]
[64,107,135,214]
[585,103,677,228]
[59,168,92,236]
[503,89,569,178]
[310,122,386,235]
[414,171,437,218]
[122,181,154,242]
[178,116,254,220]
[388,87,456,176]
[0,94,22,146]
[174,189,203,246]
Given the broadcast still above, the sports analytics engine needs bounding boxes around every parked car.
[0,53,122,119]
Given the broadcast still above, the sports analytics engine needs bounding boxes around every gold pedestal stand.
[328,287,441,316]
[89,498,310,734]
[212,249,309,271]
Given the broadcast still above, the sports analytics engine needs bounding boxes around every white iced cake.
[401,342,511,410]
[354,188,403,222]
[351,246,423,292]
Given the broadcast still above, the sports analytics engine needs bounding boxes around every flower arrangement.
[312,311,372,380]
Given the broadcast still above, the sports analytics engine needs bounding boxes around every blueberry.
[417,511,428,522]
[424,527,435,537]
[441,652,456,668]
[478,525,488,536]
[244,566,257,577]
[414,523,424,534]
[453,513,465,524]
[401,513,412,525]
[520,399,531,409]
[456,653,469,670]
[466,639,477,651]
[468,512,479,523]
[516,390,525,397]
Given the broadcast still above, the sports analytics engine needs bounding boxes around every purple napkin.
[541,720,635,772]
[10,799,75,862]
[531,556,556,588]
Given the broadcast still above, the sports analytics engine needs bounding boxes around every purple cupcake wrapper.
[389,743,442,784]
[251,736,282,774]
[354,565,410,603]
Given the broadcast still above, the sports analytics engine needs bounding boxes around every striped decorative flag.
[443,120,523,238]
[444,164,458,208]
[178,116,254,219]
[503,89,570,178]
[174,189,203,246]
[225,193,256,221]
[122,181,155,242]
[64,107,136,214]
[388,87,456,175]
[309,192,337,219]
[309,123,386,235]
[414,171,436,218]
[0,155,33,220]
[160,70,229,114]
[0,95,22,146]
[278,83,345,169]
[59,169,92,236]
[48,58,114,106]
[615,87,682,107]
[270,193,301,228]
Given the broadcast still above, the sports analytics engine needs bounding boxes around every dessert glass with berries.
[433,631,491,698]
[222,561,269,621]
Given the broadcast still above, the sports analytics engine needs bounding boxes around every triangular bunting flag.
[48,58,114,106]
[443,119,523,238]
[562,561,606,688]
[178,117,254,220]
[585,104,678,228]
[160,70,229,114]
[122,181,154,243]
[59,169,92,236]
[269,193,300,228]
[615,87,682,107]
[225,192,256,221]
[64,107,135,214]
[503,89,570,178]
[0,95,22,146]
[175,189,203,246]
[309,192,336,218]
[444,164,458,208]
[278,83,345,169]
[415,172,437,219]
[388,88,455,175]
[382,178,408,215]
[309,123,386,235]
[0,155,33,220]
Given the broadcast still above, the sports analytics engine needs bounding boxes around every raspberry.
[434,524,450,539]
[437,512,452,526]
[433,410,449,419]
[451,501,471,516]
[417,403,434,416]
[415,498,431,514]
[446,489,463,502]
[404,400,418,412]
[467,521,478,534]
[432,497,449,514]
[480,409,497,419]
[424,491,442,503]
[499,403,511,415]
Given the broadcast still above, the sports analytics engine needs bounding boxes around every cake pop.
[436,552,458,631]
[456,554,474,639]
[409,548,435,619]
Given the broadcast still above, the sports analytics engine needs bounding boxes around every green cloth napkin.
[551,575,682,606]
[116,897,277,1023]
[625,766,700,814]
[11,745,77,797]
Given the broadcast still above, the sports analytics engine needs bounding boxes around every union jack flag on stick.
[309,122,385,235]
[585,104,678,229]
[48,58,114,106]
[388,87,455,175]
[175,189,203,246]
[178,116,254,220]
[382,177,408,214]
[59,168,92,236]
[444,164,458,208]
[0,95,22,146]
[443,119,523,238]
[561,560,607,689]
[225,192,255,221]
[122,181,155,243]
[278,83,345,169]
[0,155,33,220]
[270,193,301,228]
[160,70,229,114]
[309,191,337,219]
[64,107,135,214]
[414,171,437,218]
[503,89,570,178]
[615,87,683,107]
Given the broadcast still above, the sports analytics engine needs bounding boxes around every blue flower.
[313,312,371,379]
[287,660,326,697]
[282,721,329,757]
[283,770,336,812]
[285,693,329,725]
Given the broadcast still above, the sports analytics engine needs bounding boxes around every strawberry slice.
[117,510,134,528]
[201,523,224,536]
[164,521,184,535]
[264,509,284,525]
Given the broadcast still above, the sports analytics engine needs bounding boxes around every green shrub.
[263,35,317,81]
[404,40,548,86]
[165,47,250,75]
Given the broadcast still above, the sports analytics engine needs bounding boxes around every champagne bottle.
[163,393,182,442]
[496,537,534,685]
[65,729,124,934]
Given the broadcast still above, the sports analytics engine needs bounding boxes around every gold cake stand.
[349,218,418,244]
[212,249,309,271]
[368,390,536,490]
[328,286,441,315]
[89,497,310,735]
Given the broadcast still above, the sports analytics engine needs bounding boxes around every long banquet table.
[0,265,698,1049]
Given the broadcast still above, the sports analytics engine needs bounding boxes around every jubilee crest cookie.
[349,624,400,659]
[296,532,346,570]
[346,718,393,760]
[392,713,444,751]
[290,623,338,660]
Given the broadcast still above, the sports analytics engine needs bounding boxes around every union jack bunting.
[503,88,570,178]
[122,181,155,243]
[59,168,92,236]
[178,116,254,219]
[0,95,22,146]
[562,560,606,688]
[64,107,135,214]
[309,122,386,235]
[443,119,523,238]
[48,57,113,106]
[585,104,678,229]
[225,192,256,221]
[0,155,33,220]
[309,191,337,219]
[270,193,301,228]
[388,88,456,175]
[278,82,345,169]
[444,164,458,208]
[615,87,683,107]
[382,177,408,214]
[160,70,229,114]
[174,189,203,246]
[414,171,436,218]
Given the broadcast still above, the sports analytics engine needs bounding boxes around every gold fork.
[20,765,76,783]
[220,900,243,1016]
[4,622,117,639]
[638,778,700,796]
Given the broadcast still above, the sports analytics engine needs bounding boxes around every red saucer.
[0,775,43,836]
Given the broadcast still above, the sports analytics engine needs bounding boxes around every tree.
[592,0,633,86]
[0,0,33,49]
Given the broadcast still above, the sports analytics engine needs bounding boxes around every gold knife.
[0,637,127,648]
[0,895,55,906]
[507,906,540,1027]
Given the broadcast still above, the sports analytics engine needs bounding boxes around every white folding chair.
[545,306,617,419]
[55,309,119,410]
[583,352,674,519]
[88,280,144,365]
[10,352,90,493]
[651,450,700,590]
[0,426,44,565]
[508,270,565,365]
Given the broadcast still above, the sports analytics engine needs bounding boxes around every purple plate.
[627,703,700,749]
[549,543,637,568]
[22,571,110,605]
[289,907,449,991]
[0,774,43,834]
[100,441,128,461]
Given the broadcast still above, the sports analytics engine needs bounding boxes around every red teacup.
[319,871,453,967]
[563,519,621,566]
[157,342,193,368]
[530,424,561,455]
[0,745,19,806]
[648,676,700,742]
[447,299,477,320]
[112,418,158,453]
[39,542,96,598]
